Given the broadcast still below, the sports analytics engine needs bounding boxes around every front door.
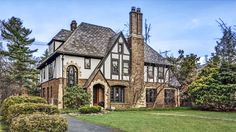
[93,84,105,107]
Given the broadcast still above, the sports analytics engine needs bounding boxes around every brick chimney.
[70,20,77,31]
[129,7,145,107]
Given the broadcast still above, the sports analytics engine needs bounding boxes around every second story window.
[158,66,164,79]
[48,63,53,79]
[147,66,154,78]
[112,59,119,75]
[67,65,78,87]
[118,43,123,53]
[43,68,46,79]
[84,58,91,69]
[123,60,129,76]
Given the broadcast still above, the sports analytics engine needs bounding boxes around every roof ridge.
[80,22,115,33]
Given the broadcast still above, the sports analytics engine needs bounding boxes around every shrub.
[64,85,91,109]
[10,113,67,132]
[0,96,47,119]
[7,103,59,123]
[79,105,102,114]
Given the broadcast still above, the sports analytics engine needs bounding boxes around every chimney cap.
[137,8,141,12]
[71,20,77,23]
[131,6,136,12]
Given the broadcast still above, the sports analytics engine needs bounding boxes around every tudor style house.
[37,7,180,109]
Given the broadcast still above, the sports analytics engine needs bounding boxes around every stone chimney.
[70,20,77,31]
[129,7,145,107]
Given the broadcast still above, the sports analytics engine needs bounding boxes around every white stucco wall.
[63,55,101,79]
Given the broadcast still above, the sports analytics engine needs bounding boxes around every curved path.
[63,114,122,132]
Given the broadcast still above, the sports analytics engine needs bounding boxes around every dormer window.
[84,58,91,69]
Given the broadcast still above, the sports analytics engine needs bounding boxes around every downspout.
[61,54,65,109]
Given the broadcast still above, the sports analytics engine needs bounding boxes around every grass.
[75,109,236,132]
[0,116,7,132]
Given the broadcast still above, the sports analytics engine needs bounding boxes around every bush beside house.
[79,105,102,114]
[0,96,67,132]
[0,96,47,119]
[10,113,67,132]
[6,103,59,123]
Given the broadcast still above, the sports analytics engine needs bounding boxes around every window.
[43,68,46,79]
[118,43,123,53]
[67,65,78,87]
[123,60,129,76]
[84,58,91,69]
[42,88,45,97]
[50,86,53,98]
[146,89,156,103]
[147,66,154,78]
[111,86,125,103]
[111,59,119,75]
[48,63,53,79]
[47,87,49,100]
[158,66,164,79]
[164,89,175,106]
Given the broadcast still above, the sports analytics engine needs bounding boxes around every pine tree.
[1,17,38,94]
[40,49,49,62]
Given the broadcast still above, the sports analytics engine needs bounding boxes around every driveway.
[63,114,122,132]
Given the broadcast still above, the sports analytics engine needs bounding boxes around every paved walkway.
[63,114,122,132]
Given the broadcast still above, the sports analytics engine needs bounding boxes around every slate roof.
[144,44,171,65]
[42,22,170,66]
[52,29,72,42]
[57,22,116,57]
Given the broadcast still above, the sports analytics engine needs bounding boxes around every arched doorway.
[93,84,105,107]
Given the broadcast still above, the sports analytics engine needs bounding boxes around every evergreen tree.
[215,19,236,64]
[1,17,38,94]
[189,20,236,111]
[40,49,49,62]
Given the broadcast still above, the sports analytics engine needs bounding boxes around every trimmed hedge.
[79,106,102,114]
[10,113,67,132]
[0,96,47,119]
[6,103,59,123]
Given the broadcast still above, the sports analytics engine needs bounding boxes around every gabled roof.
[56,22,116,57]
[52,29,72,42]
[38,22,171,69]
[144,43,171,65]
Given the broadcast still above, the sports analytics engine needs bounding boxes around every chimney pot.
[131,6,136,12]
[137,8,141,12]
[70,20,77,31]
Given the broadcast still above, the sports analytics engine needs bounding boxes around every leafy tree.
[63,85,91,109]
[167,50,199,106]
[1,17,38,94]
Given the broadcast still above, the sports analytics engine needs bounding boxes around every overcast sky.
[0,0,236,63]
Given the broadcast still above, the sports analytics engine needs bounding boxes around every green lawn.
[75,110,236,132]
